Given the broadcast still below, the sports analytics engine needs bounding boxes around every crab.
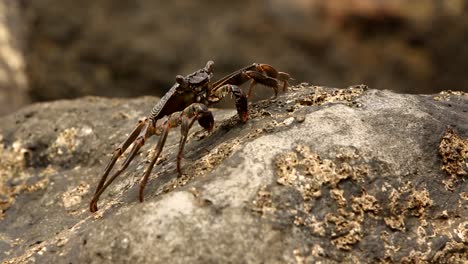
[89,60,291,212]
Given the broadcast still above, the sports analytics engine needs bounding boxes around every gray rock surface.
[0,85,467,263]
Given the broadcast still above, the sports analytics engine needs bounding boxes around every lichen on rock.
[438,127,468,190]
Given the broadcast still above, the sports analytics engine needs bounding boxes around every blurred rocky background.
[0,0,28,117]
[0,0,467,116]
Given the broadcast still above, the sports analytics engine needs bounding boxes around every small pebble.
[295,114,306,123]
[282,117,295,126]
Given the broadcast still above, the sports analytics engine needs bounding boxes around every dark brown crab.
[89,60,291,212]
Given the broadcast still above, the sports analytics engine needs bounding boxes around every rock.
[0,85,467,263]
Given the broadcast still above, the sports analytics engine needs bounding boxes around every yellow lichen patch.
[61,182,90,209]
[351,193,380,217]
[325,213,362,250]
[330,189,347,207]
[433,90,467,101]
[25,178,49,193]
[251,187,275,216]
[308,216,327,237]
[271,145,374,251]
[400,251,428,263]
[275,145,368,202]
[261,141,457,257]
[40,165,57,177]
[387,189,401,216]
[433,241,468,263]
[406,189,433,217]
[380,231,401,259]
[295,85,367,107]
[454,221,467,243]
[49,127,82,158]
[292,213,326,237]
[383,187,433,230]
[51,128,79,155]
[292,244,329,264]
[0,134,62,220]
[49,126,93,161]
[0,138,29,219]
[384,189,405,231]
[438,127,468,190]
[384,215,405,231]
[461,192,468,202]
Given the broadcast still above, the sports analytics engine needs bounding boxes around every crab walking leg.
[139,124,169,202]
[244,70,280,98]
[90,122,153,212]
[139,103,214,202]
[255,63,292,93]
[92,120,146,198]
[277,72,292,92]
[210,84,248,122]
[176,116,198,176]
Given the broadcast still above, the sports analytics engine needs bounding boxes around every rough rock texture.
[0,85,467,263]
[20,0,468,104]
[0,0,29,116]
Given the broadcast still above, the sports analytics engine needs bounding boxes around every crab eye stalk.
[205,60,214,73]
[176,75,188,87]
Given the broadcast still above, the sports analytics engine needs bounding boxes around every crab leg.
[139,124,169,202]
[90,121,152,212]
[92,120,146,196]
[138,103,214,202]
[244,70,280,97]
[209,84,248,122]
[211,63,291,99]
[254,64,291,93]
[176,116,198,176]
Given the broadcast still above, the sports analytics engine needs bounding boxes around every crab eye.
[205,61,214,73]
[176,75,188,87]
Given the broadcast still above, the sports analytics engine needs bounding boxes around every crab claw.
[241,111,249,123]
[198,112,215,132]
[235,90,248,123]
